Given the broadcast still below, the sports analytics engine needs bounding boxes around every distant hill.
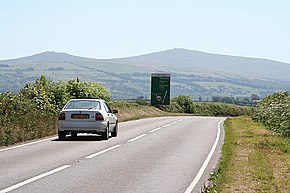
[1,49,290,99]
[111,48,290,81]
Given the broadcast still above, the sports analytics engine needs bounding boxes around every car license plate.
[71,114,89,119]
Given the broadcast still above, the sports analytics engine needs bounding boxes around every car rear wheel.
[111,122,118,137]
[71,132,77,139]
[102,124,110,140]
[58,131,66,140]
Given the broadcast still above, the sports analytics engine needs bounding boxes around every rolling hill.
[1,49,290,99]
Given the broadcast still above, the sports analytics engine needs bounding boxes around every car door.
[103,102,116,131]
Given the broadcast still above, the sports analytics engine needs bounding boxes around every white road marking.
[0,137,56,153]
[85,145,121,159]
[149,127,162,133]
[0,165,71,193]
[171,121,177,124]
[127,134,147,142]
[184,119,223,193]
[178,119,184,122]
[162,123,172,128]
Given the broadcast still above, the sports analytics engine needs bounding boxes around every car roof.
[68,99,105,102]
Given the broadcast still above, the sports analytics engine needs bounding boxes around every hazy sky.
[1,0,289,63]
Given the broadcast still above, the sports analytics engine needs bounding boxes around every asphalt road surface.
[0,116,225,193]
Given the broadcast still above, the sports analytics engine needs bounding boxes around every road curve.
[0,116,225,193]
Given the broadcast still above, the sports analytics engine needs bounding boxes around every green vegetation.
[0,76,254,147]
[203,117,289,192]
[163,95,254,117]
[110,100,171,122]
[253,91,290,136]
[0,75,112,146]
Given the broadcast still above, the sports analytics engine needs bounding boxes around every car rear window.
[64,101,101,110]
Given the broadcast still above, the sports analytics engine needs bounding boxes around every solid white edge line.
[0,165,71,193]
[127,134,147,142]
[0,137,56,153]
[85,145,121,159]
[149,127,162,133]
[184,119,223,193]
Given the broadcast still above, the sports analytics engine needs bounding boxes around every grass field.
[204,116,290,192]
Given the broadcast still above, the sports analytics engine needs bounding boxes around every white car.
[58,99,118,140]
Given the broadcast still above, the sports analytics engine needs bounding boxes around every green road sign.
[151,73,170,105]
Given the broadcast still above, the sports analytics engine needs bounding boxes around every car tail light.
[95,112,104,121]
[58,113,65,120]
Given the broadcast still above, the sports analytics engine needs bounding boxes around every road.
[0,116,225,193]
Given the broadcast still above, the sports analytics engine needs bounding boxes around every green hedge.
[252,91,290,136]
[163,95,254,117]
[0,75,111,146]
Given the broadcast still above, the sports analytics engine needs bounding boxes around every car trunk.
[63,110,100,122]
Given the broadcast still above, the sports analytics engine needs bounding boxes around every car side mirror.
[112,109,118,114]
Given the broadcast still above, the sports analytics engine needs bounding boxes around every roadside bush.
[0,92,56,146]
[0,75,112,146]
[190,102,254,117]
[164,95,254,116]
[66,78,111,101]
[253,91,290,136]
[171,95,192,113]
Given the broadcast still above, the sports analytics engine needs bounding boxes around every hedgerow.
[163,95,254,117]
[0,75,111,146]
[252,91,290,136]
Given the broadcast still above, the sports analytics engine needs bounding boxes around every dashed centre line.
[0,165,71,193]
[162,123,172,128]
[0,118,186,193]
[127,134,147,142]
[149,127,162,133]
[85,145,121,159]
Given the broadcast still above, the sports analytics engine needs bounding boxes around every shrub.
[253,91,290,136]
[164,95,254,116]
[0,75,112,146]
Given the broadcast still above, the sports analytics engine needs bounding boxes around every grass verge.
[204,116,290,192]
[110,100,178,122]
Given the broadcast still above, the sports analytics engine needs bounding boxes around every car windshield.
[64,101,101,110]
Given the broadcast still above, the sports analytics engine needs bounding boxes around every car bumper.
[58,121,107,132]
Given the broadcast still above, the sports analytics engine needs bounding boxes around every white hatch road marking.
[0,137,55,153]
[0,165,71,193]
[184,119,223,193]
[85,145,121,159]
[127,134,147,142]
[149,127,162,133]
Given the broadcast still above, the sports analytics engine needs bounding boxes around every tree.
[251,94,260,101]
[171,95,192,113]
[66,78,111,101]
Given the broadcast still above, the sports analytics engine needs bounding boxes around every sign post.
[151,73,170,106]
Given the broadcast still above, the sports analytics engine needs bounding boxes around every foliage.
[0,75,112,146]
[212,95,259,106]
[253,91,290,136]
[135,96,150,105]
[0,92,56,145]
[171,95,192,113]
[21,75,68,113]
[66,78,111,101]
[164,95,254,116]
